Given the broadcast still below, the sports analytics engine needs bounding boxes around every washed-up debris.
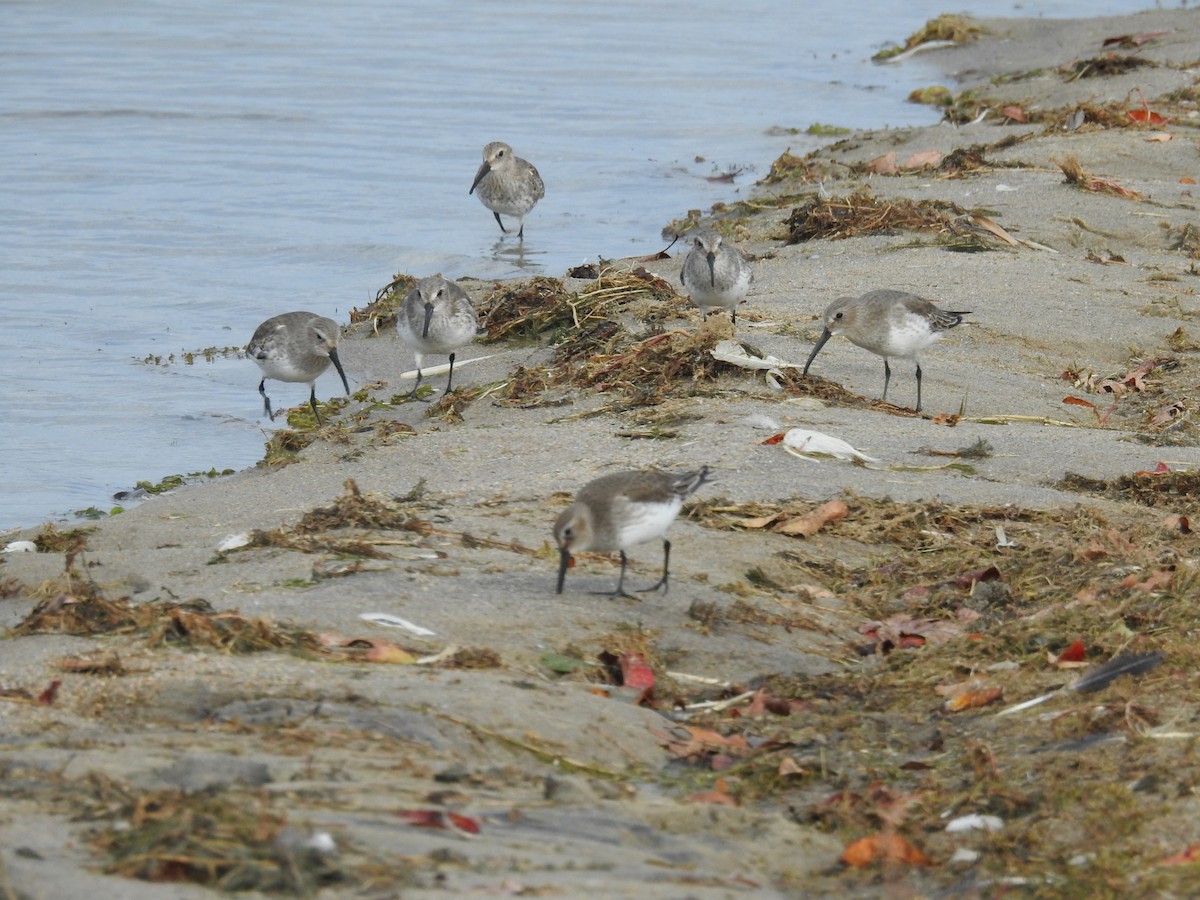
[762,428,879,463]
[997,651,1165,716]
[1058,155,1145,201]
[93,787,352,892]
[359,612,436,636]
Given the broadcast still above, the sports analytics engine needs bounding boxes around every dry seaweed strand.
[1058,155,1145,200]
[349,273,418,333]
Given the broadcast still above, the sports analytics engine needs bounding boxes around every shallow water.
[0,0,1162,530]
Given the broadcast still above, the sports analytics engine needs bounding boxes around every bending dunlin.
[247,312,349,425]
[554,465,711,598]
[396,275,479,398]
[680,228,753,325]
[469,141,544,239]
[803,289,969,413]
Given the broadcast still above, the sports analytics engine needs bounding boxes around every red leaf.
[1058,639,1087,662]
[1127,108,1167,125]
[1063,396,1098,411]
[618,652,655,703]
[36,679,61,706]
[1000,105,1027,123]
[395,809,482,834]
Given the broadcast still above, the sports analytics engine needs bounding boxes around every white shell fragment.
[360,612,436,637]
[397,354,496,383]
[216,533,252,552]
[2,540,37,553]
[773,428,880,464]
[710,340,805,372]
[945,814,1004,834]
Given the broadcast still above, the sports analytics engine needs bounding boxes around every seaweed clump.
[783,189,966,244]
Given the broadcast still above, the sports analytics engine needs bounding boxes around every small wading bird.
[680,228,753,325]
[554,466,712,599]
[469,141,544,240]
[803,289,970,413]
[395,274,479,398]
[247,311,350,425]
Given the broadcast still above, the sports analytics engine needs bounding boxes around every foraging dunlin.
[469,141,544,239]
[802,289,969,413]
[554,466,711,598]
[247,312,350,425]
[396,275,479,398]
[680,228,753,325]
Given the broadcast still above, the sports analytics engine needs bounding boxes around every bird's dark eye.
[563,527,573,539]
[834,312,844,321]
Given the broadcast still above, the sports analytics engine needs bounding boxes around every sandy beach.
[3,9,1200,896]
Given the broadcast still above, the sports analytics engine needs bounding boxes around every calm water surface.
[0,0,1162,530]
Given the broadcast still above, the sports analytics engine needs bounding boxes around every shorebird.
[247,311,350,425]
[803,289,970,413]
[469,141,544,240]
[680,228,753,325]
[396,274,479,398]
[554,465,711,598]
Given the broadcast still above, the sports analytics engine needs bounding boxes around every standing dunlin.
[396,275,479,398]
[247,312,350,425]
[680,228,753,325]
[554,465,711,598]
[469,141,544,240]
[802,289,970,413]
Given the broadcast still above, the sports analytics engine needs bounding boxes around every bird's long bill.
[803,328,833,375]
[421,301,435,339]
[706,252,717,287]
[328,347,351,396]
[469,162,490,195]
[556,548,571,594]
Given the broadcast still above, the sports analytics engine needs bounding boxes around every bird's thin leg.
[259,378,275,420]
[882,359,892,403]
[517,219,525,240]
[637,539,672,594]
[446,352,457,394]
[915,362,923,413]
[493,212,508,234]
[308,386,325,426]
[407,367,431,402]
[591,551,638,600]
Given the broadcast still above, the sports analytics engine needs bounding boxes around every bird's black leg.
[882,359,892,403]
[308,386,325,426]
[259,378,275,420]
[493,212,507,234]
[446,352,457,394]
[407,368,431,402]
[915,362,923,413]
[638,539,672,594]
[591,551,638,600]
[517,221,525,240]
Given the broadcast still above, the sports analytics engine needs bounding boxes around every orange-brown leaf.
[841,833,932,868]
[865,152,899,175]
[773,499,849,537]
[945,686,1003,712]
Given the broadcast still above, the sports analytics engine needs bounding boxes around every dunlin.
[247,312,350,425]
[396,275,479,398]
[680,228,753,325]
[803,289,969,413]
[554,465,711,598]
[469,141,544,239]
